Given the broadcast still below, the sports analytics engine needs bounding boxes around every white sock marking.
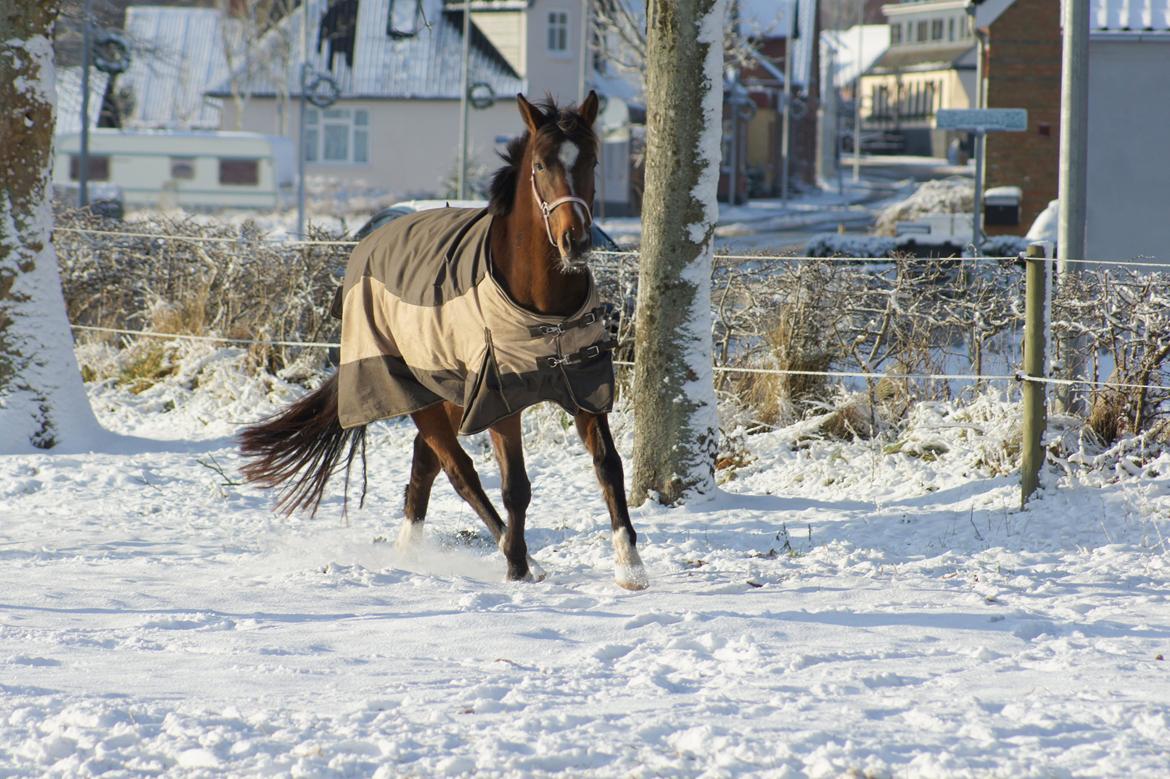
[613,527,649,590]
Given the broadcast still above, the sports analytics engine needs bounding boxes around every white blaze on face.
[557,140,588,225]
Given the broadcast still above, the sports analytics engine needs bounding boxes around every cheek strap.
[531,169,593,247]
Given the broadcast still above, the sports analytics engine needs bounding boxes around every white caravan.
[54,129,295,211]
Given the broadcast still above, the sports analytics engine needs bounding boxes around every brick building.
[983,0,1062,236]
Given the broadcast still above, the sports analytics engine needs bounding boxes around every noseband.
[531,167,593,248]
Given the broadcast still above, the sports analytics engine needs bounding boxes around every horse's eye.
[534,162,545,172]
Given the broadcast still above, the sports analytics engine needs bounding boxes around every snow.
[3,342,1170,775]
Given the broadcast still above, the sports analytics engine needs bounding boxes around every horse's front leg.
[574,411,648,590]
[489,412,545,582]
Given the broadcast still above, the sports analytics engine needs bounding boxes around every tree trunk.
[1,0,103,452]
[631,0,727,504]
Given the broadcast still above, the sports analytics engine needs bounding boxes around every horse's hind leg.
[411,403,519,574]
[398,433,440,549]
[575,411,648,590]
[489,413,544,582]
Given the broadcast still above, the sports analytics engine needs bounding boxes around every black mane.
[487,98,597,217]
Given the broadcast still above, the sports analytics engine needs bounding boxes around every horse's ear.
[579,90,599,126]
[516,94,545,134]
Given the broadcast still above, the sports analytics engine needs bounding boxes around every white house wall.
[1086,37,1170,261]
[472,10,527,78]
[223,98,527,199]
[525,0,588,104]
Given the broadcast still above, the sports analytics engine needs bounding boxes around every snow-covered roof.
[54,67,109,136]
[209,0,522,100]
[738,0,818,91]
[820,24,889,89]
[120,6,229,129]
[1090,0,1170,32]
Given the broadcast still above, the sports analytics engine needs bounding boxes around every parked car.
[354,199,621,251]
[841,129,906,155]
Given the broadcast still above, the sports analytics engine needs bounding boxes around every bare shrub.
[57,210,347,381]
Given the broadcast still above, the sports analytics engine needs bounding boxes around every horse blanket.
[336,207,615,434]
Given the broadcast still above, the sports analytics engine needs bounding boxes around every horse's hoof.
[526,556,547,582]
[395,520,424,552]
[615,563,649,591]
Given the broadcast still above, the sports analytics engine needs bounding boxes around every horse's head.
[516,92,600,269]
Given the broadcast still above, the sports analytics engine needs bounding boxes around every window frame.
[219,158,260,186]
[547,10,569,54]
[69,154,110,182]
[304,107,370,165]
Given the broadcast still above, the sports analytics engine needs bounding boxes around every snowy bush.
[57,210,346,387]
[874,177,973,236]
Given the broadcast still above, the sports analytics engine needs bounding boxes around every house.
[464,0,635,215]
[982,0,1060,237]
[120,6,233,130]
[983,0,1170,260]
[819,23,890,177]
[733,0,821,198]
[1082,0,1170,261]
[198,0,530,200]
[860,0,988,157]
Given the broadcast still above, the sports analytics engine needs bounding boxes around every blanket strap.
[527,305,609,338]
[539,339,618,370]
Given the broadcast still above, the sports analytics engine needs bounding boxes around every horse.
[239,92,648,590]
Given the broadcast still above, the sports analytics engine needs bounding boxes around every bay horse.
[239,93,648,590]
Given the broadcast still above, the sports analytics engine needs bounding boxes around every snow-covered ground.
[3,345,1170,777]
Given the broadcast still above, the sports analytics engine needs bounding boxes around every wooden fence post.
[1020,241,1051,507]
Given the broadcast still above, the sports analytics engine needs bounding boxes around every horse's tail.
[238,373,367,516]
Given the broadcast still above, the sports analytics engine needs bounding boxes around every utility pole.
[851,0,861,182]
[1056,0,1089,412]
[457,2,471,199]
[78,0,93,207]
[578,0,589,102]
[780,0,793,203]
[296,0,308,238]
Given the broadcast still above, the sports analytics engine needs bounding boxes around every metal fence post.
[1020,241,1050,507]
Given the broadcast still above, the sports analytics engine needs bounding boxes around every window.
[931,19,944,40]
[69,154,109,181]
[916,20,928,42]
[548,11,568,53]
[170,157,195,180]
[304,107,369,164]
[948,17,956,41]
[219,159,259,185]
[890,24,902,45]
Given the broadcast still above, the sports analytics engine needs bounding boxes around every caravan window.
[69,155,110,181]
[219,159,260,186]
[171,158,196,180]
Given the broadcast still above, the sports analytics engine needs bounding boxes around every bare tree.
[630,0,728,504]
[1,0,103,452]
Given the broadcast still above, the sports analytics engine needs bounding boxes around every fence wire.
[55,215,1170,438]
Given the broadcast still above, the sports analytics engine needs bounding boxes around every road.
[714,155,971,255]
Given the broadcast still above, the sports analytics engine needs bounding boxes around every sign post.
[935,108,1028,254]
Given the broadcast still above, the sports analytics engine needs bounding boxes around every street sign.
[936,108,1028,132]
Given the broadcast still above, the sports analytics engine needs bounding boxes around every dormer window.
[388,0,422,39]
[548,11,568,53]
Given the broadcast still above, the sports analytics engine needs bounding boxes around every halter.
[531,167,593,248]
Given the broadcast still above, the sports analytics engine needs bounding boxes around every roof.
[737,0,819,91]
[120,6,230,129]
[869,42,974,73]
[54,67,109,135]
[209,0,523,100]
[820,24,889,88]
[1090,0,1170,32]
